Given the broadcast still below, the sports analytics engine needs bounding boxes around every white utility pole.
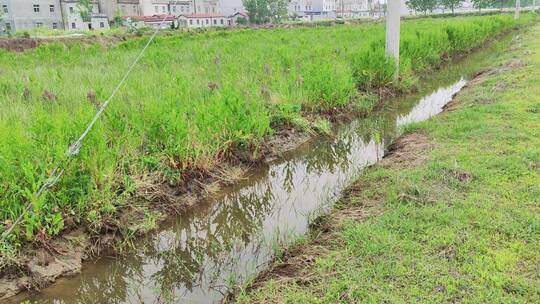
[386,0,402,78]
[515,0,520,19]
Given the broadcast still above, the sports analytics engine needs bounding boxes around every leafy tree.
[243,0,287,24]
[471,0,494,11]
[243,0,267,24]
[236,16,248,25]
[267,0,288,23]
[77,0,93,23]
[439,0,464,13]
[492,0,516,9]
[406,0,438,14]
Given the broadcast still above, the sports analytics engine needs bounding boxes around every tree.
[439,0,464,13]
[267,0,288,23]
[243,0,287,24]
[406,0,438,14]
[492,0,516,10]
[77,0,93,23]
[471,0,493,11]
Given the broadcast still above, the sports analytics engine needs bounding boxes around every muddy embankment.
[0,35,127,52]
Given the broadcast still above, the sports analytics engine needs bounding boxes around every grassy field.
[0,13,537,256]
[236,22,540,303]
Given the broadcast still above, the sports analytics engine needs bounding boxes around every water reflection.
[13,63,486,304]
[397,78,467,126]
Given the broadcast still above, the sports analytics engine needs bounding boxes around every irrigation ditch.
[1,23,529,303]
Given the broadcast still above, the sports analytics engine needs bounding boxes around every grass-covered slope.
[237,22,540,304]
[0,14,536,250]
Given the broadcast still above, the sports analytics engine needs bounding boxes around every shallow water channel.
[14,36,511,303]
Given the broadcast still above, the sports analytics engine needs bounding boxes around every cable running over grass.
[0,16,169,242]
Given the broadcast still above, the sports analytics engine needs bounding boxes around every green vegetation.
[0,14,536,257]
[406,0,537,13]
[243,0,288,24]
[237,21,540,304]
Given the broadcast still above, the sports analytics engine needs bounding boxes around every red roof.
[126,15,177,22]
[180,13,227,18]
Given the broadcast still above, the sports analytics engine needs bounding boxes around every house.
[61,0,110,30]
[288,0,336,18]
[140,0,170,15]
[98,0,141,21]
[170,0,194,16]
[229,11,248,25]
[193,0,220,14]
[0,0,65,32]
[124,14,177,29]
[177,13,229,28]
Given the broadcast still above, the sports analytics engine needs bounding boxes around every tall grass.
[0,13,536,246]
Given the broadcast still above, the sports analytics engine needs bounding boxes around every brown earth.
[0,35,124,52]
[0,118,319,300]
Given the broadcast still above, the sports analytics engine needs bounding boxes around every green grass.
[0,13,537,253]
[236,22,540,304]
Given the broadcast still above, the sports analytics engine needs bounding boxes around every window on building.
[36,22,43,27]
[172,6,176,12]
[213,19,216,25]
[162,6,166,13]
[71,22,76,29]
[220,19,224,25]
[2,5,8,14]
[69,6,74,13]
[154,6,158,13]
[49,5,54,12]
[121,5,125,14]
[205,19,209,24]
[52,22,57,29]
[33,4,40,13]
[196,19,199,25]
[189,19,193,25]
[5,23,11,31]
[100,22,105,28]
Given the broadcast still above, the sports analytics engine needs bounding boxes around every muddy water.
[14,37,511,303]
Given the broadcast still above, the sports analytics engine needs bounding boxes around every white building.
[170,0,194,16]
[125,14,177,28]
[0,0,65,32]
[140,0,170,15]
[0,0,112,32]
[178,12,230,28]
[98,0,141,20]
[334,0,370,18]
[61,0,110,30]
[288,0,370,20]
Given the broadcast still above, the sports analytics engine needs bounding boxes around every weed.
[0,13,536,252]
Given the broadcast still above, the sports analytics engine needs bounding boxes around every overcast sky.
[220,0,245,14]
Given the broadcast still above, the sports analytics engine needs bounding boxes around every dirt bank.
[0,35,124,52]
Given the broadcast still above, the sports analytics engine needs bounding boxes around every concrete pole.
[515,0,520,19]
[386,0,401,78]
